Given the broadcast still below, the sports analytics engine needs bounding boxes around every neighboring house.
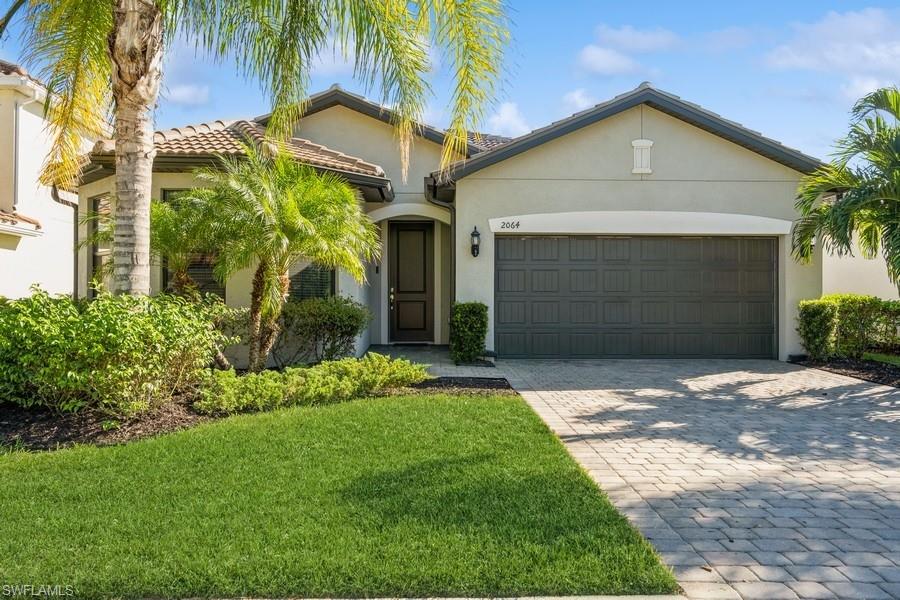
[0,60,80,298]
[76,82,880,361]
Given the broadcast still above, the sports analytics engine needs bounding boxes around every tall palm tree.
[793,87,900,285]
[3,0,507,295]
[182,144,379,371]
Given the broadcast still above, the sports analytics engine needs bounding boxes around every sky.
[2,1,899,160]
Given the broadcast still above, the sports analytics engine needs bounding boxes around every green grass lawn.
[864,351,900,366]
[0,394,677,598]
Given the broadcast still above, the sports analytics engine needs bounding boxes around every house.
[0,60,80,298]
[75,82,889,360]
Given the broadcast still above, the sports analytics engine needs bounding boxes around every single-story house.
[0,59,81,298]
[73,82,894,361]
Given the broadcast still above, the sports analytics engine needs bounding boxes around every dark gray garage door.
[494,236,776,358]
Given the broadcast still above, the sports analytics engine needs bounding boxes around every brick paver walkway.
[390,349,900,600]
[501,360,900,600]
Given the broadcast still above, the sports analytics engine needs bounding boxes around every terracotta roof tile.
[467,131,512,151]
[92,119,385,177]
[0,210,41,230]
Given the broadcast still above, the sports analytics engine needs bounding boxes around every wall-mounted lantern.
[470,227,481,257]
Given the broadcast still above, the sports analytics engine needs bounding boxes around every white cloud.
[487,102,530,137]
[766,8,900,99]
[562,88,596,113]
[595,24,679,53]
[165,84,209,106]
[578,45,639,75]
[841,76,893,102]
[311,43,354,76]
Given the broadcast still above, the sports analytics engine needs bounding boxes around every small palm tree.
[4,0,507,295]
[793,87,900,286]
[181,144,379,371]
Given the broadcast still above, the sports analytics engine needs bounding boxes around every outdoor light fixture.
[470,227,481,257]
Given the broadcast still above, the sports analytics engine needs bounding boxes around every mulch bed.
[409,376,515,395]
[0,397,209,452]
[798,357,900,388]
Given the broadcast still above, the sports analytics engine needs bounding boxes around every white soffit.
[487,211,792,235]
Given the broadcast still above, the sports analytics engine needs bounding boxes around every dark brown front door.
[389,222,434,342]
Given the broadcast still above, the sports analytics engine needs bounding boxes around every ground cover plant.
[0,395,677,597]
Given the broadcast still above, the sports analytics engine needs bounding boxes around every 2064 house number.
[499,220,521,230]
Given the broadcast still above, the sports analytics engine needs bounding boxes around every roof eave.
[255,87,483,157]
[433,86,823,187]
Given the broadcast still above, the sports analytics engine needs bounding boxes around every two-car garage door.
[494,236,777,358]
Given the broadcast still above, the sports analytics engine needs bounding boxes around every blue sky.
[2,1,899,159]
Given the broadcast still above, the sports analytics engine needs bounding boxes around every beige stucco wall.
[453,105,822,359]
[823,241,898,300]
[0,90,78,298]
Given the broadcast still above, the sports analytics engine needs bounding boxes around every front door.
[389,222,434,342]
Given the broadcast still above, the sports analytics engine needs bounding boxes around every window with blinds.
[289,264,335,300]
[160,189,225,298]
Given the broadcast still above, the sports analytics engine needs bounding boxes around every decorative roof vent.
[632,139,653,174]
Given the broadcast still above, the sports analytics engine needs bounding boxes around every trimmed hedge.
[193,353,430,415]
[797,293,897,360]
[272,296,372,366]
[449,302,488,364]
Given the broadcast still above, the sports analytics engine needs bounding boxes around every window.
[289,264,335,300]
[160,189,225,297]
[88,195,112,298]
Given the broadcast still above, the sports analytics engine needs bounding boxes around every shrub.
[193,353,430,415]
[272,296,372,367]
[450,302,488,364]
[874,299,900,351]
[797,299,837,360]
[0,289,233,415]
[823,294,882,359]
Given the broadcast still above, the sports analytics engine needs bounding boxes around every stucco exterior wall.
[453,105,822,359]
[0,91,77,298]
[823,243,898,300]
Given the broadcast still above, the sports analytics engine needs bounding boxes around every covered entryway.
[494,235,776,358]
[388,221,435,342]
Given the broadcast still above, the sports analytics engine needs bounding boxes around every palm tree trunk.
[247,263,267,371]
[251,270,290,372]
[109,0,163,295]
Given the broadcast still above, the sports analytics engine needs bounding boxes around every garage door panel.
[495,236,776,358]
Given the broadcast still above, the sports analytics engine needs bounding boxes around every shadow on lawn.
[338,453,645,547]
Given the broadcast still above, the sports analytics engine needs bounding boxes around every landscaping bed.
[0,394,677,597]
[799,356,900,388]
[0,397,209,451]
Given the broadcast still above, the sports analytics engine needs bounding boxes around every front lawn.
[0,394,676,598]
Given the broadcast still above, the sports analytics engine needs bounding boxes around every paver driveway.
[469,359,900,600]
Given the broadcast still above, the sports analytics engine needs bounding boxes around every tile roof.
[0,59,44,88]
[92,119,386,177]
[467,131,512,151]
[0,210,41,230]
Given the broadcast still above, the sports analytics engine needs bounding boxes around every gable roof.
[433,82,823,184]
[83,119,393,200]
[255,84,497,156]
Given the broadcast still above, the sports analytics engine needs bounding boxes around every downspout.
[12,96,41,212]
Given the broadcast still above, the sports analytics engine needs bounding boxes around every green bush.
[0,289,234,415]
[193,353,430,415]
[272,296,372,367]
[823,294,882,359]
[797,299,837,360]
[450,302,488,363]
[874,299,900,351]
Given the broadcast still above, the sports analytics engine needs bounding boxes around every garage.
[494,236,777,358]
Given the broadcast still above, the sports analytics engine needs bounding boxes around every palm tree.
[3,0,507,295]
[793,87,900,285]
[182,144,379,372]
